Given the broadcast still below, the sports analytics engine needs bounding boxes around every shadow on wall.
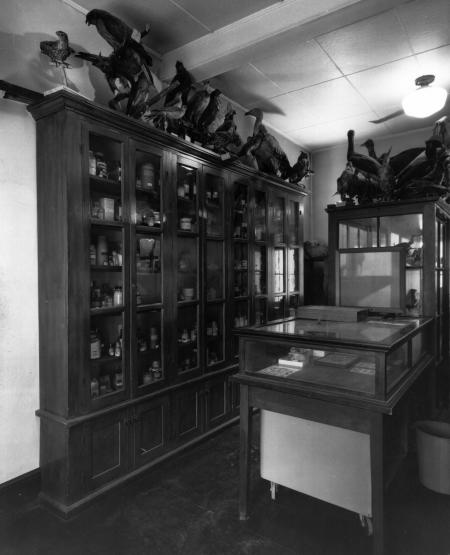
[0,30,112,105]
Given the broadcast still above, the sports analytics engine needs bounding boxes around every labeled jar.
[89,150,97,176]
[91,377,99,398]
[96,236,108,266]
[180,217,192,231]
[150,327,159,349]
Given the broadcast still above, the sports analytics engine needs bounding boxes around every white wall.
[0,100,39,483]
[310,127,435,244]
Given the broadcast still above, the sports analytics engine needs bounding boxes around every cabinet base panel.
[39,416,239,519]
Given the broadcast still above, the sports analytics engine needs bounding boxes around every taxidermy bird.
[164,61,193,106]
[347,130,382,176]
[85,9,152,67]
[144,92,186,131]
[184,81,211,126]
[238,135,263,170]
[198,89,227,134]
[40,31,74,87]
[205,108,242,154]
[288,152,314,183]
[244,108,291,178]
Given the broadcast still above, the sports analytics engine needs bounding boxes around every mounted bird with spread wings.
[79,9,157,115]
[40,31,74,87]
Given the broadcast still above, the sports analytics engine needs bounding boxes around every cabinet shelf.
[90,355,122,364]
[91,264,123,272]
[90,306,124,315]
[90,175,121,194]
[91,220,123,229]
[136,224,161,233]
[136,303,163,311]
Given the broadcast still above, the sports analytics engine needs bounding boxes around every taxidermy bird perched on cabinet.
[243,108,291,179]
[81,9,155,114]
[40,31,74,87]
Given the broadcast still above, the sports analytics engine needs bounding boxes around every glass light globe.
[402,85,447,118]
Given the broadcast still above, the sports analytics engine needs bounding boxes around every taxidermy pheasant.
[40,31,74,86]
[164,61,193,106]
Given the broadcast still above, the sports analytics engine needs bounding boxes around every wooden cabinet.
[29,90,306,516]
[327,199,450,406]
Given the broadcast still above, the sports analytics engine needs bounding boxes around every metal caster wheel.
[270,481,278,500]
[358,514,373,536]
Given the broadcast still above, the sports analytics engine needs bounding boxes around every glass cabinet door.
[89,132,127,405]
[270,247,286,320]
[232,181,249,355]
[272,196,285,245]
[176,162,200,377]
[204,170,226,369]
[132,145,164,392]
[287,199,302,314]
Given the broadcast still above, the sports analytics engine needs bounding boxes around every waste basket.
[416,420,450,494]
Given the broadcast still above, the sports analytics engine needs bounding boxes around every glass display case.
[327,199,450,406]
[238,316,433,400]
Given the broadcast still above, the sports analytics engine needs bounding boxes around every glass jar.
[95,152,107,178]
[113,286,123,306]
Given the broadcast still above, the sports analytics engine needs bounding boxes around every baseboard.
[0,468,41,493]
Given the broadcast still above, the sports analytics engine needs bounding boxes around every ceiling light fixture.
[401,75,447,118]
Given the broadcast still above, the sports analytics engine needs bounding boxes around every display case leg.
[239,385,252,521]
[270,482,278,501]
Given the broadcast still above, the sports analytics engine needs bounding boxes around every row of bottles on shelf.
[91,372,123,398]
[137,327,160,351]
[90,326,123,360]
[177,178,197,200]
[91,236,122,267]
[90,282,123,309]
[143,361,162,384]
[91,197,122,222]
[89,150,121,181]
[179,326,197,343]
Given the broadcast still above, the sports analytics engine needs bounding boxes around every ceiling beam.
[159,0,413,82]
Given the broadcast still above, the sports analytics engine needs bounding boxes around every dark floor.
[1,417,450,555]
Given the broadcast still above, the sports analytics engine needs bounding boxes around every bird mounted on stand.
[40,31,74,87]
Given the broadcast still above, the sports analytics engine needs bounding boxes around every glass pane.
[136,234,161,305]
[233,183,248,239]
[254,190,267,241]
[206,241,224,300]
[338,218,377,248]
[406,268,422,316]
[233,300,249,356]
[339,250,403,311]
[287,200,300,244]
[89,135,122,183]
[386,343,408,392]
[380,214,422,249]
[233,243,248,297]
[177,237,198,301]
[90,313,125,399]
[288,294,301,316]
[254,246,267,295]
[243,339,376,395]
[272,247,285,294]
[135,151,161,227]
[288,248,299,293]
[272,196,284,244]
[270,295,286,321]
[177,164,198,233]
[177,306,199,374]
[206,304,224,367]
[255,298,268,325]
[136,310,163,387]
[205,173,224,236]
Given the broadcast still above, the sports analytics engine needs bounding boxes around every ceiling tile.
[317,11,413,75]
[211,65,282,108]
[265,78,372,130]
[290,113,391,151]
[347,58,421,116]
[81,0,209,53]
[250,39,342,93]
[397,0,450,53]
[173,0,279,32]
